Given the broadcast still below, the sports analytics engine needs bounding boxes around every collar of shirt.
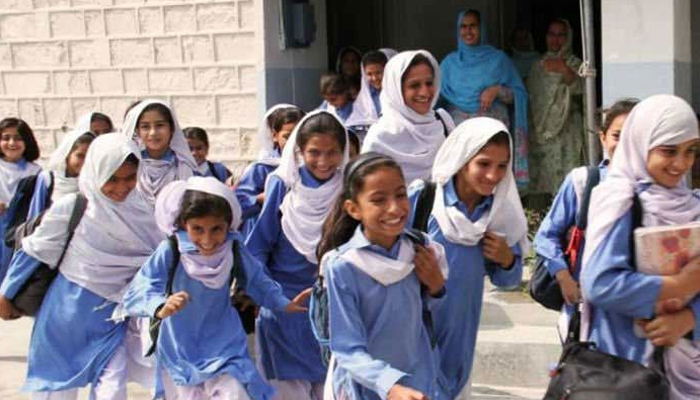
[141,148,175,161]
[445,178,494,222]
[342,225,403,260]
[336,102,354,121]
[298,165,334,188]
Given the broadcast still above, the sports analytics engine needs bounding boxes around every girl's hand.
[480,85,501,112]
[482,232,514,268]
[637,308,695,347]
[284,287,311,313]
[256,192,266,205]
[555,269,580,305]
[387,384,429,400]
[414,244,445,296]
[0,295,21,320]
[156,291,190,319]
[659,256,700,304]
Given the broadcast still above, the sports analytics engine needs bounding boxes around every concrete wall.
[601,0,693,107]
[0,0,262,172]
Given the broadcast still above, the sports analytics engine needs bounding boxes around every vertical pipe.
[582,0,601,165]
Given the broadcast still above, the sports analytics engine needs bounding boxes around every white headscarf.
[257,103,299,166]
[22,133,163,302]
[121,99,197,204]
[582,94,700,270]
[379,48,399,60]
[362,50,455,184]
[431,117,529,251]
[75,111,113,135]
[272,110,349,264]
[155,176,242,289]
[345,52,384,128]
[46,129,95,202]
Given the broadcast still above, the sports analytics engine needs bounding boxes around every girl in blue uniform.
[184,127,232,183]
[0,133,163,400]
[123,176,310,400]
[245,110,348,400]
[235,105,304,237]
[317,152,448,400]
[0,118,41,282]
[534,99,636,319]
[581,95,700,399]
[25,129,96,221]
[122,99,198,204]
[408,117,529,399]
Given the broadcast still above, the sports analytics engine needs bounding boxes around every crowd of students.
[0,7,698,400]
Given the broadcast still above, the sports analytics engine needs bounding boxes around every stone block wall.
[0,0,261,173]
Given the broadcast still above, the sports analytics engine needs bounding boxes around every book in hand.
[634,222,700,275]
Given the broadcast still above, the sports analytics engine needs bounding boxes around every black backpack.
[146,235,245,356]
[530,166,600,310]
[11,193,87,316]
[4,172,54,249]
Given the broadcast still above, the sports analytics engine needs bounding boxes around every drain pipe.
[579,0,601,165]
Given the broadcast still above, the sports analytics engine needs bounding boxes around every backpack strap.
[55,194,88,269]
[412,180,436,233]
[575,166,600,229]
[165,235,181,296]
[434,110,449,137]
[230,239,246,289]
[46,171,55,207]
[207,161,220,181]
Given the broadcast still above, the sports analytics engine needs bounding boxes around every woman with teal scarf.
[440,9,530,190]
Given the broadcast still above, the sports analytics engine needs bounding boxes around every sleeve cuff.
[544,257,569,276]
[376,368,408,400]
[271,294,291,312]
[144,295,167,318]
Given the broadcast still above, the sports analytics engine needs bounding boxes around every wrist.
[501,252,515,270]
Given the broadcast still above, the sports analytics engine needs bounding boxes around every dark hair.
[123,153,140,167]
[463,9,481,24]
[268,107,305,133]
[138,103,175,130]
[183,126,209,147]
[361,50,388,67]
[401,54,434,86]
[601,98,638,135]
[0,118,40,162]
[124,100,142,118]
[69,132,96,154]
[296,112,347,152]
[347,129,360,154]
[320,73,351,97]
[316,153,404,260]
[90,112,113,133]
[485,131,511,149]
[178,190,233,228]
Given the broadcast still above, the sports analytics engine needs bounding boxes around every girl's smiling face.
[65,142,91,177]
[137,110,173,159]
[647,139,699,188]
[273,122,296,153]
[301,133,344,181]
[187,137,208,166]
[345,166,409,250]
[183,215,229,256]
[456,143,510,200]
[402,63,435,115]
[599,113,628,159]
[0,127,25,162]
[101,161,138,202]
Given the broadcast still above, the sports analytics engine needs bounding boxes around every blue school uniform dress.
[534,162,608,316]
[408,180,523,398]
[235,159,278,239]
[245,166,327,383]
[123,231,291,400]
[369,86,381,116]
[325,227,448,400]
[319,101,354,124]
[582,199,700,363]
[0,251,127,392]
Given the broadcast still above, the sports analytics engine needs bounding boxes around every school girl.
[344,50,389,132]
[0,133,164,399]
[408,117,529,399]
[122,99,198,204]
[317,152,449,400]
[235,104,304,238]
[25,129,96,221]
[75,111,114,136]
[581,95,700,399]
[122,176,310,400]
[362,50,455,184]
[183,126,232,183]
[0,118,41,281]
[534,99,637,316]
[245,110,349,399]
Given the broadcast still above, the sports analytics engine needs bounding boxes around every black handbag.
[530,166,599,311]
[544,310,669,400]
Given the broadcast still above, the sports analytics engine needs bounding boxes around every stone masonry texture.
[0,0,259,175]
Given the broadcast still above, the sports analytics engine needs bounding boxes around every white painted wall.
[0,0,263,174]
